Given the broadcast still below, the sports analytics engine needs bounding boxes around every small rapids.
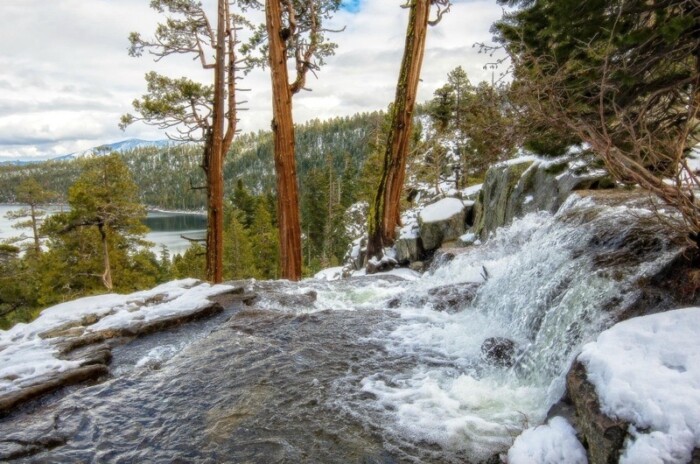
[0,195,683,463]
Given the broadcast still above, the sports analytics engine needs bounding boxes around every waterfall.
[331,194,682,459]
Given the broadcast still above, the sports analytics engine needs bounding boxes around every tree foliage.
[495,0,700,242]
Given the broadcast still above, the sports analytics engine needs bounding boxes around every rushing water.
[0,205,205,255]
[0,195,683,463]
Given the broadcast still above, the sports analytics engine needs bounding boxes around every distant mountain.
[0,160,40,167]
[53,139,172,161]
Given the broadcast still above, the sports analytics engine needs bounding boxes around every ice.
[578,307,700,464]
[508,416,587,464]
[419,197,465,223]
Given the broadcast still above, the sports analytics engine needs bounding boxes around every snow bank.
[508,416,587,464]
[419,197,465,223]
[578,307,700,463]
[0,279,233,395]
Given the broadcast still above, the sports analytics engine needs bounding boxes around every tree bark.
[266,0,303,281]
[205,0,228,283]
[367,0,431,262]
[98,224,113,291]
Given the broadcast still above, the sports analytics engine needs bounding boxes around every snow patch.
[508,416,587,464]
[578,307,700,464]
[419,197,465,223]
[0,279,233,395]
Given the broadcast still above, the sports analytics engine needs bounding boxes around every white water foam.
[337,195,679,459]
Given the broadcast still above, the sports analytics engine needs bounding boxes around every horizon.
[0,0,507,162]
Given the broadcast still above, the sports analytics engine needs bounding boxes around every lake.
[0,205,206,256]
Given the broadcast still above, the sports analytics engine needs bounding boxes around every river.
[0,205,205,256]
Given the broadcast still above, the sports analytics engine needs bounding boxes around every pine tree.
[122,0,245,283]
[242,0,342,280]
[249,199,280,279]
[42,154,152,294]
[223,206,257,279]
[5,178,56,255]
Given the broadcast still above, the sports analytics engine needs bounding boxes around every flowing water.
[0,195,682,463]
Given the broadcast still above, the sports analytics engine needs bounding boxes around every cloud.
[0,0,507,161]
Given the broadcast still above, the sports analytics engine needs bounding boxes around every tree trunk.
[98,224,113,291]
[30,204,40,255]
[266,0,303,281]
[367,0,431,262]
[205,0,228,283]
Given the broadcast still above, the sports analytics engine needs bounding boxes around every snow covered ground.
[0,279,233,395]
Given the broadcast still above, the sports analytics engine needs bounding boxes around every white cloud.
[0,0,506,161]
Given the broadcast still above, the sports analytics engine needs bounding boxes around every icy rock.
[0,280,235,413]
[418,198,467,251]
[472,154,613,240]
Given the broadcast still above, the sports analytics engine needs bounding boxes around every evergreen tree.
[172,243,207,280]
[495,0,700,241]
[5,178,56,255]
[223,206,257,279]
[367,0,451,264]
[41,154,154,295]
[242,0,343,281]
[249,199,279,280]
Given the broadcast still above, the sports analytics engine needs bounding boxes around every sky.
[0,0,507,161]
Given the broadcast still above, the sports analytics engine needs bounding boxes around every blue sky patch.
[341,0,362,13]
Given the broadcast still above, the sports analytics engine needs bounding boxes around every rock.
[395,234,423,264]
[408,261,424,272]
[566,361,628,464]
[0,364,108,416]
[472,155,614,240]
[481,337,516,367]
[473,159,535,240]
[366,256,396,274]
[418,198,467,251]
[427,282,481,313]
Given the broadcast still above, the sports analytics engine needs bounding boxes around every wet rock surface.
[387,282,481,314]
[0,298,477,464]
[566,361,628,464]
[0,283,245,416]
[480,337,516,368]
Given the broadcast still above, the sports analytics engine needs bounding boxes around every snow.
[461,183,483,199]
[508,416,587,464]
[578,307,700,464]
[314,266,344,281]
[419,198,465,223]
[0,279,233,395]
[495,154,537,168]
